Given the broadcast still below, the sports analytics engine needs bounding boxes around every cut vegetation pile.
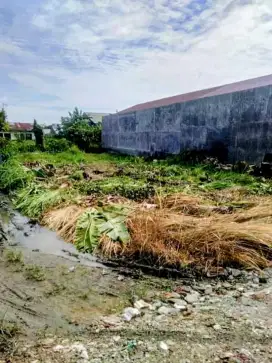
[1,146,272,275]
[42,194,272,273]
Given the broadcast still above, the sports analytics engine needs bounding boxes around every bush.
[45,137,71,153]
[0,159,34,191]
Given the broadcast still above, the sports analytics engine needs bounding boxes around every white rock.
[213,324,221,331]
[184,293,199,304]
[68,266,75,273]
[158,341,169,352]
[123,307,140,321]
[117,275,125,281]
[134,299,151,310]
[53,345,65,352]
[174,302,187,311]
[149,300,163,310]
[113,336,121,342]
[157,306,180,315]
[71,343,89,360]
[204,286,213,295]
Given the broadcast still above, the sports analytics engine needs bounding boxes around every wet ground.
[0,194,272,362]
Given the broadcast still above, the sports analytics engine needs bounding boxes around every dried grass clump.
[234,203,272,223]
[120,210,272,272]
[43,205,85,243]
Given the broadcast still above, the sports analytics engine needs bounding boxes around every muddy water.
[0,194,105,269]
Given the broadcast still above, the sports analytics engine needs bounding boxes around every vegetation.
[4,249,23,264]
[1,140,272,273]
[0,107,9,131]
[59,107,102,151]
[33,119,45,151]
[24,264,46,281]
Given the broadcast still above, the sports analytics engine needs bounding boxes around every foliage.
[59,107,101,151]
[15,184,77,218]
[0,108,9,131]
[75,205,130,252]
[45,137,71,153]
[33,119,44,151]
[24,265,46,281]
[60,107,94,132]
[0,159,34,191]
[4,249,23,264]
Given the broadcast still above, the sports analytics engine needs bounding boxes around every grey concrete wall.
[102,85,272,163]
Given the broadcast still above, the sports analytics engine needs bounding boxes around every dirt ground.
[0,198,272,363]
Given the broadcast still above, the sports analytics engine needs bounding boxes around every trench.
[0,193,105,269]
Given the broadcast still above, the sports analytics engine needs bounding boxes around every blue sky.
[0,0,272,123]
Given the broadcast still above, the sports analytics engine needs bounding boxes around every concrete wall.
[102,85,272,163]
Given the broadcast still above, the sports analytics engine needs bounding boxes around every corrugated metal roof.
[9,122,33,131]
[118,74,272,114]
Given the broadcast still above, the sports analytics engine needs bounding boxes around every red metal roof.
[118,74,272,114]
[9,122,33,131]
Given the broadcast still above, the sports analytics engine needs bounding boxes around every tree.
[59,107,101,151]
[60,107,94,134]
[33,119,45,151]
[0,108,9,131]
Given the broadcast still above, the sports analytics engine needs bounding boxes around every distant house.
[43,124,59,136]
[0,122,34,141]
[86,112,109,124]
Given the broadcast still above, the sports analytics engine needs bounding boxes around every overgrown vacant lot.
[1,145,272,274]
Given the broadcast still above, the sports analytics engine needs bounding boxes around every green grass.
[0,159,34,191]
[15,184,79,219]
[4,249,23,264]
[24,265,46,281]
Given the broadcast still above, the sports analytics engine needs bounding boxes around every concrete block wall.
[102,85,272,163]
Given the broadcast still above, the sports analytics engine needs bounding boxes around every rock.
[123,307,141,321]
[41,338,55,346]
[204,286,213,295]
[252,277,259,284]
[134,299,151,310]
[157,306,180,315]
[68,266,75,273]
[168,298,187,305]
[199,296,206,302]
[112,336,121,342]
[184,293,199,304]
[231,268,242,278]
[158,341,169,352]
[53,345,65,352]
[102,315,123,326]
[164,292,181,299]
[213,324,221,331]
[150,300,163,310]
[71,343,89,360]
[24,232,29,237]
[117,275,125,281]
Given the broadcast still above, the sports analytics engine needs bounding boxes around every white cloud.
[2,0,272,123]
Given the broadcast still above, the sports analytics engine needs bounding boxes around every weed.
[0,159,34,191]
[4,249,23,264]
[15,184,78,219]
[24,265,46,281]
[0,317,19,356]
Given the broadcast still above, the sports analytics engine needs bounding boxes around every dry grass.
[114,209,272,272]
[42,192,272,274]
[43,205,85,243]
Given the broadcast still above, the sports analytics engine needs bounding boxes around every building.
[86,112,109,124]
[0,122,34,141]
[102,74,272,163]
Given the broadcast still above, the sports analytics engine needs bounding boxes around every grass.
[0,317,19,357]
[24,264,46,281]
[1,145,272,274]
[4,249,24,264]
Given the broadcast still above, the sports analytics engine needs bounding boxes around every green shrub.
[15,184,78,218]
[45,137,71,153]
[0,159,34,191]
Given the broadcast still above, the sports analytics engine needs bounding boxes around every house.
[86,112,109,124]
[0,122,34,141]
[102,74,272,163]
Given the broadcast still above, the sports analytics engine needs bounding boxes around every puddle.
[0,197,106,269]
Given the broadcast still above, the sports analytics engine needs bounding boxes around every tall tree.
[0,108,9,131]
[33,119,45,151]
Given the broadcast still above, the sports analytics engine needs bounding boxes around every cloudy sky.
[0,0,272,124]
